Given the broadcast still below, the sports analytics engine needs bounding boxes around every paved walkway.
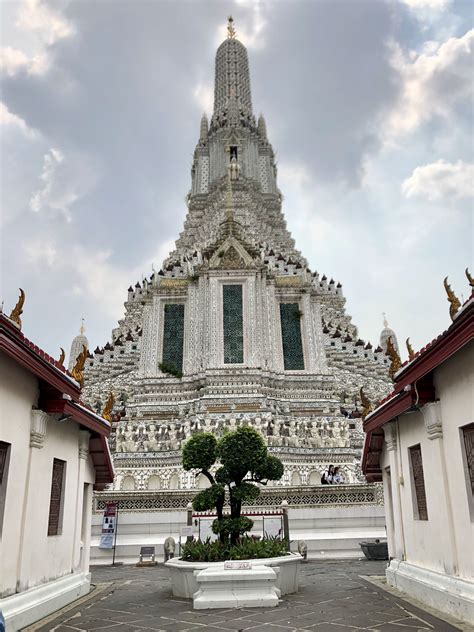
[30,560,465,632]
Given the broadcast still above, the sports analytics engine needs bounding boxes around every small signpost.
[98,501,119,565]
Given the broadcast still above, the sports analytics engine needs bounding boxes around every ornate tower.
[380,314,400,356]
[68,319,88,371]
[82,19,392,492]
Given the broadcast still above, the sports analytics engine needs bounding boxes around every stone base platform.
[193,565,280,609]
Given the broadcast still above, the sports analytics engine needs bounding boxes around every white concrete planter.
[165,553,302,599]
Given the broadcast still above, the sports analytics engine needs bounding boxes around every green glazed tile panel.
[162,304,185,372]
[280,303,305,370]
[223,284,244,364]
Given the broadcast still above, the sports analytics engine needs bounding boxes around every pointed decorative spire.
[71,345,87,388]
[443,277,461,321]
[382,312,388,329]
[9,288,25,329]
[200,112,209,142]
[258,114,267,140]
[465,267,474,289]
[386,336,402,379]
[102,392,115,422]
[227,15,236,39]
[406,338,415,361]
[58,347,66,365]
[80,318,85,335]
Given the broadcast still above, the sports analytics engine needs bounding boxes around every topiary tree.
[182,426,284,545]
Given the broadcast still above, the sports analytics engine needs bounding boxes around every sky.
[1,0,473,364]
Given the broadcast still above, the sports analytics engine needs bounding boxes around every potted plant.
[165,426,302,598]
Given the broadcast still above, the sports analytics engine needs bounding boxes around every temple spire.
[227,15,236,39]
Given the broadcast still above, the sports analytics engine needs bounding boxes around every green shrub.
[180,536,288,562]
[182,426,284,545]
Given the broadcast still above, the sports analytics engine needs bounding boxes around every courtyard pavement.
[28,560,467,632]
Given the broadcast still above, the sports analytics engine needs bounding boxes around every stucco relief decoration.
[30,409,48,448]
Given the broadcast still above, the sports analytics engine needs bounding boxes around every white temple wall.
[0,354,96,630]
[380,342,474,623]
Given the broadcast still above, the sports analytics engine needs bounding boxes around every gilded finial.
[71,344,87,388]
[465,268,474,289]
[9,288,25,329]
[406,338,415,361]
[227,15,236,39]
[443,277,461,321]
[360,387,373,419]
[102,392,115,422]
[386,335,402,379]
[58,347,65,365]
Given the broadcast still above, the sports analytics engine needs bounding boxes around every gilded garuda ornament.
[406,338,415,361]
[71,344,87,388]
[386,336,402,379]
[9,288,25,329]
[58,347,65,365]
[102,392,115,422]
[443,277,461,321]
[466,267,474,289]
[360,387,373,419]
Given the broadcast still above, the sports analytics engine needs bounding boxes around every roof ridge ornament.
[9,288,25,330]
[386,336,402,379]
[443,276,461,321]
[227,15,236,39]
[406,338,415,361]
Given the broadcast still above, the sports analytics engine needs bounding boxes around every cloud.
[0,101,37,137]
[402,159,474,201]
[16,0,75,45]
[24,237,57,266]
[400,0,451,10]
[29,148,78,220]
[385,29,473,140]
[1,0,74,78]
[193,82,213,115]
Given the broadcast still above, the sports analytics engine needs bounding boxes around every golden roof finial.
[58,347,65,365]
[71,344,87,388]
[386,335,402,379]
[102,392,115,422]
[227,15,236,39]
[9,288,25,329]
[406,338,415,361]
[360,387,373,419]
[465,267,474,289]
[80,318,85,335]
[443,277,461,321]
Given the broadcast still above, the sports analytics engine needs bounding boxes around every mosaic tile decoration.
[280,303,305,370]
[162,304,185,372]
[223,284,244,364]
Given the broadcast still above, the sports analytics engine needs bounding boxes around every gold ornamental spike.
[102,392,115,422]
[443,277,461,321]
[227,15,236,39]
[9,288,25,329]
[360,387,373,419]
[71,344,87,388]
[466,267,474,289]
[386,336,402,379]
[58,347,66,365]
[406,338,415,361]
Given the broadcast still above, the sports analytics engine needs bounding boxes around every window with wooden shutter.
[48,459,66,536]
[409,444,428,520]
[462,424,474,497]
[0,441,11,536]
